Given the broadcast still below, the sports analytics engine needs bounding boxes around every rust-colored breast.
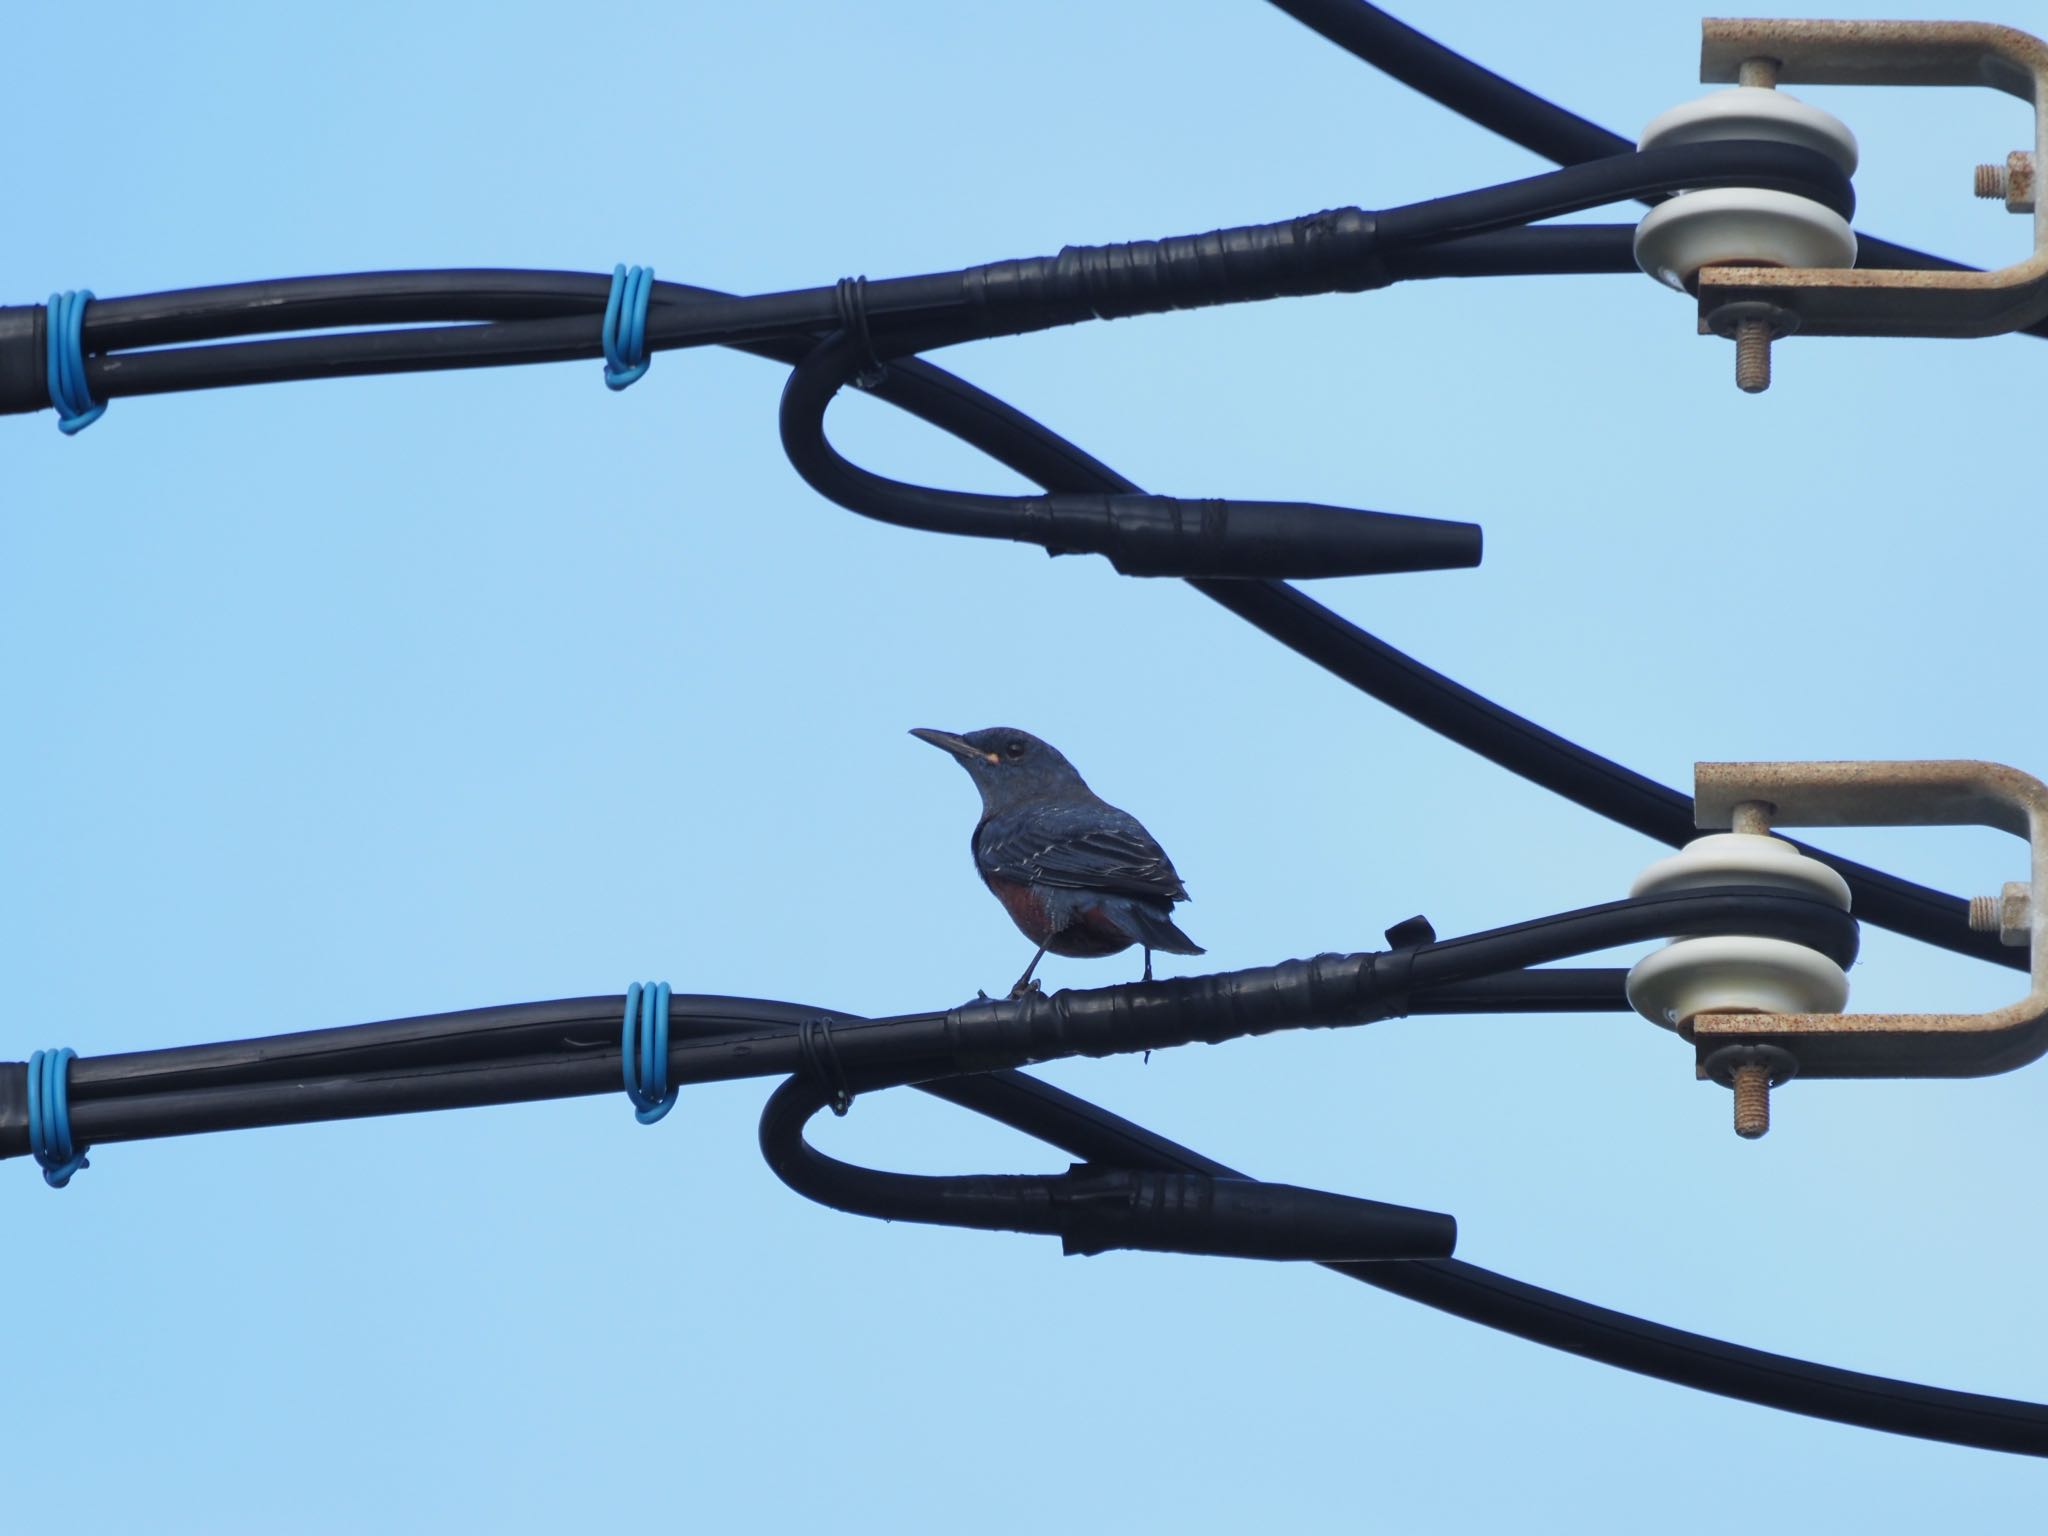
[984,875,1056,944]
[983,875,1133,957]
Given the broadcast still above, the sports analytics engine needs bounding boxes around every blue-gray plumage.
[911,726,1204,995]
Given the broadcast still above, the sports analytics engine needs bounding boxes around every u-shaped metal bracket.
[1690,759,2048,1077]
[1693,19,2048,337]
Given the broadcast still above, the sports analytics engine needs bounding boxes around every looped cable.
[45,291,106,434]
[797,1018,853,1116]
[25,1048,90,1187]
[832,276,888,389]
[602,264,655,391]
[621,981,678,1124]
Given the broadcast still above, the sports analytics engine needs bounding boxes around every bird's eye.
[1005,739,1027,758]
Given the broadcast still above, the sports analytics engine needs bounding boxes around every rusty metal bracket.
[1689,760,2048,1077]
[1693,19,2048,338]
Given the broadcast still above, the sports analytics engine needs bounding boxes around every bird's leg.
[1143,946,1154,983]
[1009,941,1050,999]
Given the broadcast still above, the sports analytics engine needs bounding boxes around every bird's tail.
[1119,900,1204,956]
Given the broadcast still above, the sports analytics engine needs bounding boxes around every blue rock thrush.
[911,726,1204,996]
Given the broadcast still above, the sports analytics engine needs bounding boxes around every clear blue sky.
[6,1,2044,1529]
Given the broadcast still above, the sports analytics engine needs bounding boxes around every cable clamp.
[797,1018,853,1116]
[832,276,888,389]
[602,264,654,391]
[45,291,106,434]
[621,981,678,1124]
[25,1047,90,1187]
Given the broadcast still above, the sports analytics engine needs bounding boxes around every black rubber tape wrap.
[757,1074,1458,1263]
[0,306,44,414]
[779,329,1483,580]
[961,208,1390,336]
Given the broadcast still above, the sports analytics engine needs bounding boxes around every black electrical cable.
[0,141,1843,415]
[55,232,1634,357]
[1408,966,1625,1014]
[804,318,2022,973]
[0,1,2027,1453]
[1189,580,2025,973]
[925,1066,2048,1457]
[758,1073,1459,1263]
[0,889,1851,1157]
[777,328,1483,579]
[1392,223,1637,279]
[57,964,1623,1098]
[0,898,2022,1447]
[1262,0,2048,337]
[0,26,2017,978]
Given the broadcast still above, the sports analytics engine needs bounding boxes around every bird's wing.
[976,799,1190,903]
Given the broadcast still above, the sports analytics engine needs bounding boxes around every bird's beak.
[910,727,998,765]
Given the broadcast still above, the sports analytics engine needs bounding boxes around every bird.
[910,726,1203,996]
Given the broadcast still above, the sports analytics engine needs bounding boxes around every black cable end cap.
[0,306,47,417]
[1044,495,1481,580]
[1056,1167,1457,1262]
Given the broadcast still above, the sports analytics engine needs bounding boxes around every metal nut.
[1967,881,2031,947]
[1974,152,2036,214]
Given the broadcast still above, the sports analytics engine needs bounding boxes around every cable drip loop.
[25,1048,90,1187]
[45,291,106,434]
[621,982,678,1124]
[797,1018,854,1116]
[832,276,888,388]
[602,264,654,391]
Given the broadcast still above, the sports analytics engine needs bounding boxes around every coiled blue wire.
[622,981,677,1124]
[602,264,654,390]
[25,1048,90,1187]
[45,290,106,434]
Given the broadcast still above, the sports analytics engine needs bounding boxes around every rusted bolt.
[1708,304,1795,398]
[1967,881,2031,945]
[1974,153,2036,214]
[1701,1043,1798,1141]
[1732,56,1785,402]
[1730,1063,1772,1137]
[1734,318,1772,394]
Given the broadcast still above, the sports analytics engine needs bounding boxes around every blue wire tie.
[25,1048,90,1188]
[622,981,678,1124]
[44,290,107,435]
[602,264,654,391]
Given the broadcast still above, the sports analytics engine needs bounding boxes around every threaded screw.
[1969,894,2001,932]
[1976,163,2010,200]
[1731,1063,1772,1138]
[1734,317,1772,394]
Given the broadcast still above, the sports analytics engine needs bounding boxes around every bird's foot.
[1007,978,1045,1001]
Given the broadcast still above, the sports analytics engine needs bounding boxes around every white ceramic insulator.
[1639,87,1858,176]
[1626,833,1852,1030]
[1631,832,1851,906]
[1633,189,1855,291]
[1634,190,1856,291]
[1632,85,1860,290]
[1627,935,1849,1028]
